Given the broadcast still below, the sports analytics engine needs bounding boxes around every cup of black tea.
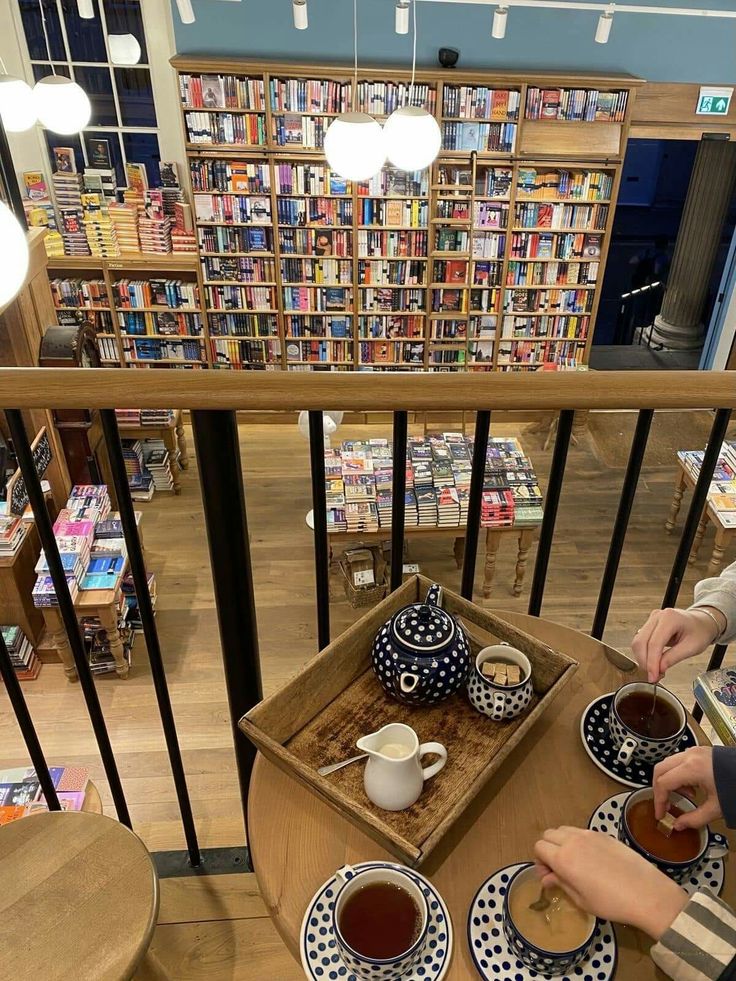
[619,787,729,882]
[332,864,429,979]
[608,682,686,766]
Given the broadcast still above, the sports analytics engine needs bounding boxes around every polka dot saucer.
[467,863,617,981]
[300,861,453,980]
[580,694,698,789]
[587,792,725,897]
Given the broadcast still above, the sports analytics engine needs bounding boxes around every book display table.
[0,522,44,646]
[247,611,733,980]
[41,560,130,681]
[666,446,736,576]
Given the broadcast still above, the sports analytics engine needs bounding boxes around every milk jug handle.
[419,742,447,780]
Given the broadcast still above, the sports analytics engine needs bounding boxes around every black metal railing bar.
[308,411,330,650]
[390,412,408,592]
[460,410,491,600]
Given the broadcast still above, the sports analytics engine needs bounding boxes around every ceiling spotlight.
[492,6,508,38]
[175,0,195,24]
[293,0,308,29]
[395,0,410,34]
[595,10,613,42]
[77,0,94,18]
[0,74,37,132]
[108,33,142,66]
[32,75,91,134]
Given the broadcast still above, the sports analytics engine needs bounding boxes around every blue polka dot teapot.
[372,583,472,705]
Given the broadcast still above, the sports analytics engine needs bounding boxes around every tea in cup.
[333,864,429,979]
[467,644,533,721]
[609,682,686,766]
[619,787,728,882]
[503,863,598,976]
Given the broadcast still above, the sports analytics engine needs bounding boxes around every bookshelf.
[166,59,642,372]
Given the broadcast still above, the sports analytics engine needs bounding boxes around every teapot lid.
[391,602,455,655]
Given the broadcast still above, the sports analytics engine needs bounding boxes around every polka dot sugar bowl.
[371,582,472,706]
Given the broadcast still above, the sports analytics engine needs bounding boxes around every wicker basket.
[339,545,387,608]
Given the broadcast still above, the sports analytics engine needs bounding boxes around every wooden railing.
[0,367,733,871]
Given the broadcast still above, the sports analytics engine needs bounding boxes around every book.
[53,147,76,173]
[693,668,736,745]
[201,74,226,108]
[86,137,112,169]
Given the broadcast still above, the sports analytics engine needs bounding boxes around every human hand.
[653,746,722,829]
[534,826,688,940]
[631,607,725,682]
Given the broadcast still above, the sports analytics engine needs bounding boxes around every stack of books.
[0,515,25,557]
[142,440,175,492]
[141,409,175,425]
[115,408,141,425]
[0,765,90,824]
[81,555,125,591]
[81,614,131,675]
[109,201,140,253]
[677,442,736,529]
[121,569,156,632]
[0,625,41,681]
[84,167,117,201]
[345,501,379,533]
[121,439,154,501]
[139,190,173,254]
[480,488,515,527]
[81,192,120,258]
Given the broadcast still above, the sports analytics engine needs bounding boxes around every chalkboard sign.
[8,428,52,516]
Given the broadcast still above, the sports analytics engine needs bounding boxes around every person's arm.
[690,559,736,645]
[652,890,736,981]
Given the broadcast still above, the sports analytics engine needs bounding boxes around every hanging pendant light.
[324,0,384,181]
[108,33,142,66]
[383,0,440,172]
[0,202,29,308]
[0,73,37,132]
[33,75,91,133]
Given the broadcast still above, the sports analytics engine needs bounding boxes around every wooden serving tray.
[240,575,578,867]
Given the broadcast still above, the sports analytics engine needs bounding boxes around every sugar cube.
[657,812,676,838]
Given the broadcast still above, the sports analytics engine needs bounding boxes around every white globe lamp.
[0,75,36,132]
[0,202,29,308]
[108,33,142,66]
[383,106,441,171]
[324,112,385,181]
[32,75,91,134]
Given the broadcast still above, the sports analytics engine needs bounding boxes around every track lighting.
[595,10,613,41]
[492,5,508,37]
[395,0,410,33]
[176,0,195,24]
[77,0,94,18]
[293,0,308,29]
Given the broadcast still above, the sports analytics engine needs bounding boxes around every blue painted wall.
[173,0,736,84]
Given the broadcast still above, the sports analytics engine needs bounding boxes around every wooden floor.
[1,410,734,978]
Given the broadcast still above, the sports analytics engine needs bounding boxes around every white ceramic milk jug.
[356,722,447,811]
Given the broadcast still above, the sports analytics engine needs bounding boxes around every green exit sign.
[696,87,733,116]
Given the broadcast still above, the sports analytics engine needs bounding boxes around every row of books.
[0,625,40,681]
[112,279,199,310]
[359,259,427,286]
[0,765,90,824]
[525,87,628,122]
[513,201,609,231]
[199,225,271,254]
[114,409,176,426]
[432,288,502,313]
[285,315,350,338]
[123,339,204,362]
[677,442,736,528]
[359,199,428,228]
[274,162,348,196]
[117,311,204,337]
[50,277,108,310]
[473,201,509,229]
[500,314,590,340]
[281,258,352,284]
[209,312,279,337]
[359,342,424,366]
[353,81,437,117]
[441,121,516,153]
[496,338,586,366]
[179,72,266,110]
[202,256,276,283]
[360,315,425,339]
[211,337,282,366]
[358,229,429,258]
[271,114,328,148]
[279,228,350,256]
[472,232,507,260]
[504,287,595,315]
[282,286,352,311]
[430,317,496,340]
[269,76,350,113]
[509,231,601,260]
[189,158,271,194]
[98,336,120,361]
[184,111,267,146]
[359,168,428,199]
[443,86,521,120]
[276,197,353,227]
[517,169,614,201]
[361,288,425,312]
[506,261,599,287]
[285,339,352,362]
[195,193,270,225]
[205,284,276,311]
[436,199,470,220]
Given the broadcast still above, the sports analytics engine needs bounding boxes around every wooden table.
[248,612,733,980]
[0,522,44,645]
[666,459,735,575]
[41,563,129,681]
[117,408,189,495]
[0,810,158,981]
[329,523,540,598]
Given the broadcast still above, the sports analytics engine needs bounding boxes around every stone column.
[650,139,736,350]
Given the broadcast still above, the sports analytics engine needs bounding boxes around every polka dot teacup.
[467,644,534,721]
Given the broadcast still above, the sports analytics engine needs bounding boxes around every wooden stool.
[0,811,159,981]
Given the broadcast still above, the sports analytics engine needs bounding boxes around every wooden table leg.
[176,418,190,470]
[665,470,687,533]
[43,608,77,682]
[707,527,730,578]
[514,528,535,597]
[689,513,709,565]
[162,428,182,495]
[482,529,502,599]
[453,537,465,570]
[97,604,129,678]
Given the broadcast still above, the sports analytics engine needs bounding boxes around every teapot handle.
[426,583,443,608]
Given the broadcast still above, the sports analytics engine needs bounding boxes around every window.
[18,0,160,186]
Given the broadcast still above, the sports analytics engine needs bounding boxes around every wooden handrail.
[0,368,734,412]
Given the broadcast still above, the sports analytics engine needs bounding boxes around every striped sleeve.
[651,890,736,980]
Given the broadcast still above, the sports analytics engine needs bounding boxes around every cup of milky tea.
[502,864,598,976]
